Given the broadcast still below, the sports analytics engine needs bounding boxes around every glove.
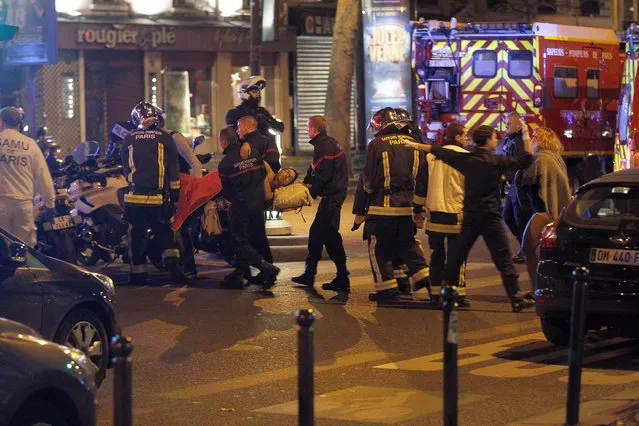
[351,215,366,231]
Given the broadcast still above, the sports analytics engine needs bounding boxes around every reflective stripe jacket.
[242,131,281,173]
[218,143,266,213]
[362,126,428,218]
[122,128,180,206]
[303,132,348,198]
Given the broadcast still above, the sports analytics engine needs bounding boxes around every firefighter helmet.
[368,107,399,132]
[238,75,266,101]
[394,108,412,122]
[131,102,159,130]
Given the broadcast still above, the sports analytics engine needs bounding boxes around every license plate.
[52,215,73,230]
[589,248,639,266]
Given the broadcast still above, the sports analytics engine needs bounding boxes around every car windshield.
[564,185,639,230]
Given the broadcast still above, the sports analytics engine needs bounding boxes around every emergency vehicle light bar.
[413,19,532,36]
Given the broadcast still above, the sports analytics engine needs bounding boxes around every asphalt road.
[89,195,639,425]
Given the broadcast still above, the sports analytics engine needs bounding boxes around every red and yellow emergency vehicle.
[412,20,621,186]
[615,24,639,171]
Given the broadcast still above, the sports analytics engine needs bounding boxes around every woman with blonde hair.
[518,127,571,293]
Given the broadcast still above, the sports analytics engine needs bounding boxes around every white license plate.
[589,248,639,266]
[52,215,73,230]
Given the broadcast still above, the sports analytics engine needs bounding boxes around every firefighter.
[291,115,350,292]
[498,112,533,263]
[362,107,432,302]
[405,125,536,312]
[105,117,137,166]
[424,123,469,306]
[217,127,280,289]
[156,108,202,280]
[237,115,281,173]
[121,102,185,285]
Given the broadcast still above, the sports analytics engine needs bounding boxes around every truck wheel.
[540,318,570,346]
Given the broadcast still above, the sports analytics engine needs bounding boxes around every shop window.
[508,51,532,78]
[61,73,75,120]
[553,66,578,99]
[586,69,600,99]
[162,67,212,137]
[473,51,497,78]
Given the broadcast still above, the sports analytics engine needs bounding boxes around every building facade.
[3,0,295,156]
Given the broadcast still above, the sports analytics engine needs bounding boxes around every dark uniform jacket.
[106,120,136,165]
[218,143,266,213]
[362,125,428,218]
[431,144,532,215]
[122,128,180,206]
[303,132,348,199]
[225,101,285,138]
[243,130,281,173]
[497,130,526,192]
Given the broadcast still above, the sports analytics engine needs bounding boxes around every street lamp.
[130,0,172,15]
[55,0,90,15]
[212,0,243,17]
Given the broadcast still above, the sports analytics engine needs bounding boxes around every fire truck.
[615,24,639,171]
[412,20,621,188]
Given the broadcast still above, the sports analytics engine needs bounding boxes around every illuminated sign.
[76,27,177,49]
[362,0,411,141]
[2,0,58,66]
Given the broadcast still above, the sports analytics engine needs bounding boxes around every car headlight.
[91,272,115,295]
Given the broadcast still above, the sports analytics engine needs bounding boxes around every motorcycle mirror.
[193,135,205,149]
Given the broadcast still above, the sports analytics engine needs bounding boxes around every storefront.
[288,6,361,154]
[38,20,295,156]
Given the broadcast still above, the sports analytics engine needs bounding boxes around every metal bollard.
[112,335,134,426]
[296,309,316,426]
[442,285,459,426]
[566,267,589,426]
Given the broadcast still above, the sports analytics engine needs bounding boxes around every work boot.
[166,258,190,285]
[322,271,351,292]
[507,286,536,312]
[397,277,411,295]
[512,252,525,264]
[221,270,246,290]
[292,259,317,287]
[260,261,281,290]
[368,288,400,302]
[127,272,148,285]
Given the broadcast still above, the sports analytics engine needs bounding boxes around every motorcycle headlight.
[91,272,115,295]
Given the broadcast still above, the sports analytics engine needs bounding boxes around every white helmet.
[238,75,266,101]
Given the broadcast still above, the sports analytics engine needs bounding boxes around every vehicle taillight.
[540,221,558,248]
[417,83,426,100]
[533,85,543,108]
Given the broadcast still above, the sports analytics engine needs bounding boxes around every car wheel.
[10,398,70,426]
[540,317,571,346]
[54,309,108,387]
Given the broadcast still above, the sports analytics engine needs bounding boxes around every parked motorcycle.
[66,141,129,266]
[34,179,81,265]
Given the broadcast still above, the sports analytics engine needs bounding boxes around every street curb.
[510,388,639,425]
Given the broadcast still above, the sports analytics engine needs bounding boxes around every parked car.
[536,168,639,345]
[0,227,117,386]
[0,317,96,426]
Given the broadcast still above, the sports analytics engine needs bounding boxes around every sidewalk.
[511,388,639,425]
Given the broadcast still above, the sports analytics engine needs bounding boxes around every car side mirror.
[8,242,27,266]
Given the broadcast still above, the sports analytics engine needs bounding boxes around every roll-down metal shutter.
[294,36,357,154]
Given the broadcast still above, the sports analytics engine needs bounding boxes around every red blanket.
[172,171,223,231]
